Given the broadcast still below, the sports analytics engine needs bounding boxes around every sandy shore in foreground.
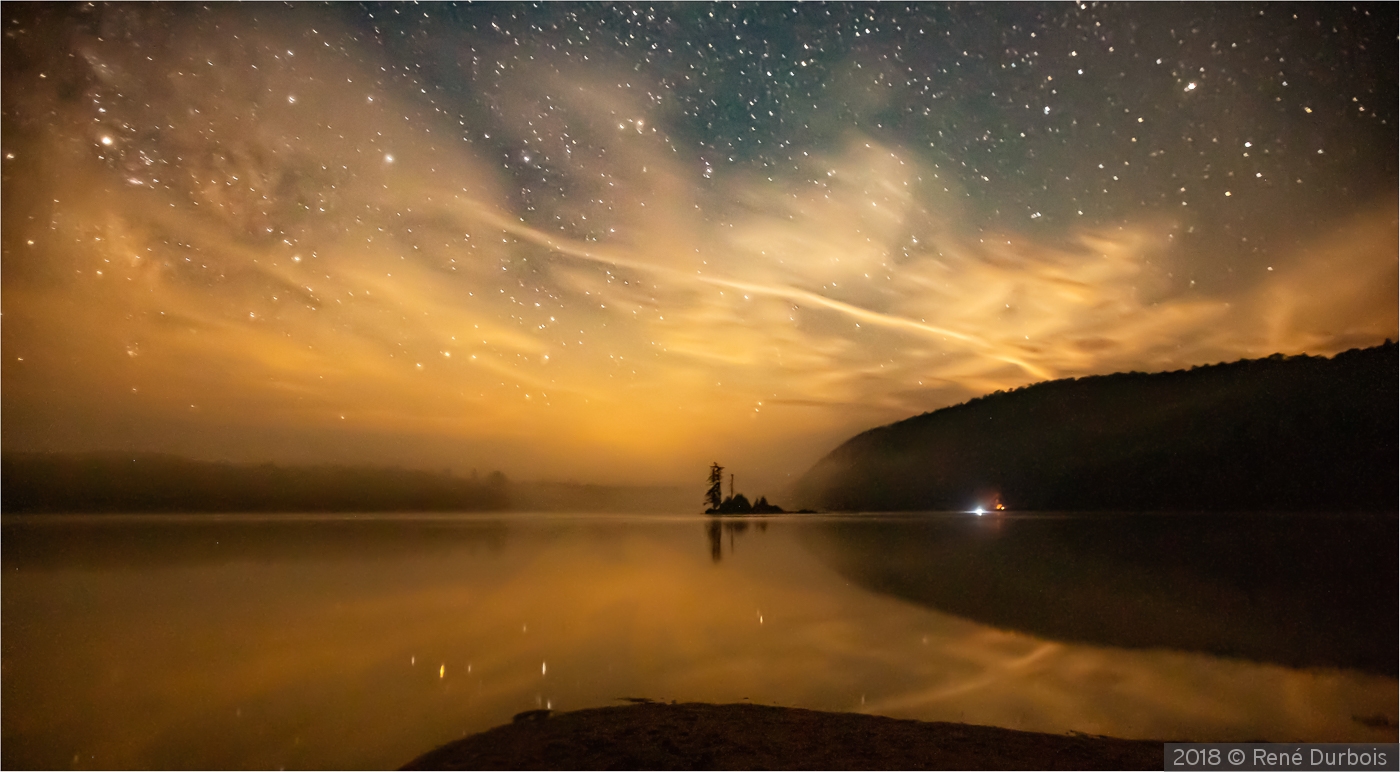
[402,701,1164,770]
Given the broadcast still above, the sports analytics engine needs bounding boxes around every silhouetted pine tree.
[705,462,724,511]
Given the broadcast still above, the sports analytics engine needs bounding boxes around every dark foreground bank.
[402,702,1163,770]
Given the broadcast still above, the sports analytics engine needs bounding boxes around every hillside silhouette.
[1,453,510,513]
[795,342,1398,512]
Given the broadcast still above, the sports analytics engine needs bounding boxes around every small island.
[702,462,811,514]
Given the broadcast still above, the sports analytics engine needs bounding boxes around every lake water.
[2,512,1396,769]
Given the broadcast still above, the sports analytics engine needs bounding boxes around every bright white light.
[384,154,394,163]
[1186,82,1197,91]
[974,507,984,516]
[100,136,113,146]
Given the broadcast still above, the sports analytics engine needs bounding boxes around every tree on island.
[704,463,807,514]
[705,462,724,511]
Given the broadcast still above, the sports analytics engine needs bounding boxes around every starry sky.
[3,3,1396,492]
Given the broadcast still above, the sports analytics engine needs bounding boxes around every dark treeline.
[1,453,510,513]
[796,342,1398,512]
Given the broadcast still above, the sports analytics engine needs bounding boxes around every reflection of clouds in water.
[857,632,1393,742]
[481,530,1394,744]
[3,9,1395,484]
[4,518,1394,769]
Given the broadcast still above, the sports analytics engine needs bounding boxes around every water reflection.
[1,514,1394,770]
[802,512,1399,675]
[0,513,510,570]
[705,516,768,563]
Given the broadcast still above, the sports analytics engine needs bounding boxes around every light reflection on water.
[1,512,1395,769]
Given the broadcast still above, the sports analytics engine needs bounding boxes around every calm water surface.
[2,512,1395,769]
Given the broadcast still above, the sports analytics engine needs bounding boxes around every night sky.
[3,3,1395,490]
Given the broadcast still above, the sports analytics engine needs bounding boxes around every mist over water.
[3,513,1394,769]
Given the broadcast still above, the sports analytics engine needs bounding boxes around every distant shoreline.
[0,452,693,515]
[401,701,1165,770]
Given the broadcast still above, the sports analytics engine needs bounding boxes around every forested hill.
[794,342,1398,512]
